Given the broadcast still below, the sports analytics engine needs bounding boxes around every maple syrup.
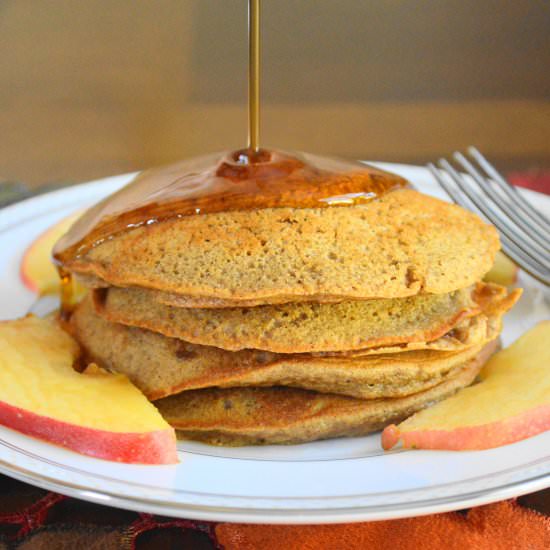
[53,149,406,265]
[56,266,74,321]
[53,0,407,318]
[248,0,261,153]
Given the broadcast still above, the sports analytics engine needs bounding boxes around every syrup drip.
[57,266,74,320]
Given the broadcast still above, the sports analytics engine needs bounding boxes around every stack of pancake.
[62,165,520,446]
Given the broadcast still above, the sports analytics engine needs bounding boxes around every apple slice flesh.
[382,321,550,451]
[484,251,518,286]
[20,212,85,295]
[0,316,177,464]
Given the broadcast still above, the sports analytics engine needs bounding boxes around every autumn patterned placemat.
[0,475,547,550]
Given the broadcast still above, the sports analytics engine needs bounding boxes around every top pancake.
[62,189,499,305]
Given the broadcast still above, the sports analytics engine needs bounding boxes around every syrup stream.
[248,0,261,152]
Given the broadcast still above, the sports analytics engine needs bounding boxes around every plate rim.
[0,448,548,524]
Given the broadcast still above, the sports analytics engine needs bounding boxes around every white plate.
[0,162,549,524]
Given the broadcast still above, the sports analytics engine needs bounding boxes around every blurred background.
[1,0,549,187]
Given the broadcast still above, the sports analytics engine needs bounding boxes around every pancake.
[94,286,478,353]
[93,283,509,354]
[63,189,499,306]
[325,285,521,357]
[72,295,500,401]
[156,340,496,446]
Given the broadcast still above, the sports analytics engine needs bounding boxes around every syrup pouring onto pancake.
[53,0,406,318]
[14,2,533,457]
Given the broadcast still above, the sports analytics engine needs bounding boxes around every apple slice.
[484,251,519,286]
[20,211,85,295]
[382,321,550,451]
[0,315,177,464]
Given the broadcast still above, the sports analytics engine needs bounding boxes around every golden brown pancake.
[156,340,496,446]
[325,285,521,357]
[54,151,517,448]
[92,283,513,354]
[63,189,499,306]
[94,286,474,354]
[72,295,500,401]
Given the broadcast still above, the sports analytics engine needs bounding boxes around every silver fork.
[428,147,550,286]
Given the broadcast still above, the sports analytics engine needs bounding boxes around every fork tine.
[453,152,550,253]
[427,163,470,209]
[467,147,550,232]
[428,163,550,286]
[437,158,550,270]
